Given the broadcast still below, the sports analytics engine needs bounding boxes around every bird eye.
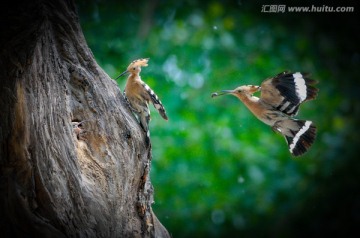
[133,67,136,70]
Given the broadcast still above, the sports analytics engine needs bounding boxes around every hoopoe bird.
[212,71,319,157]
[72,120,89,141]
[116,58,168,138]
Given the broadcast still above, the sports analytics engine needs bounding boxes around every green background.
[77,0,359,237]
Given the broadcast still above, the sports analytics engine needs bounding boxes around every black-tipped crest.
[115,58,150,80]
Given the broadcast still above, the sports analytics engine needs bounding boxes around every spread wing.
[260,71,319,116]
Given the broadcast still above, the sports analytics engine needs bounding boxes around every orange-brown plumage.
[212,71,319,157]
[116,58,168,138]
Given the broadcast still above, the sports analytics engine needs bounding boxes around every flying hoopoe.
[116,58,168,138]
[212,71,319,157]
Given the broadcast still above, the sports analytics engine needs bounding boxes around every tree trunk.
[0,0,170,237]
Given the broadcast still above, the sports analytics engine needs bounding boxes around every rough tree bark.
[0,0,170,237]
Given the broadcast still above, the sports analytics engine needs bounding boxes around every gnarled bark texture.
[0,0,170,237]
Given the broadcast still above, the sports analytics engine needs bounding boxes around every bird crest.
[127,58,149,69]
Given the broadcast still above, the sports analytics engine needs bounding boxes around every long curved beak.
[211,90,234,98]
[114,70,129,80]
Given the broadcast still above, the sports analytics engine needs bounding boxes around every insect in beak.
[211,90,234,98]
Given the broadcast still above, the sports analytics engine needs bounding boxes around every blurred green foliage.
[77,0,359,237]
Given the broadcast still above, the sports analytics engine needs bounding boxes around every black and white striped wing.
[140,82,168,121]
[260,72,318,116]
[274,119,317,157]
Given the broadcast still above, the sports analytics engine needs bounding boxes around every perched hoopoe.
[212,71,319,157]
[116,58,168,138]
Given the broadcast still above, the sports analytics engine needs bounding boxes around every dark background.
[77,0,359,237]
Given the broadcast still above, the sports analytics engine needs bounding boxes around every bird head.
[115,58,149,79]
[212,85,260,98]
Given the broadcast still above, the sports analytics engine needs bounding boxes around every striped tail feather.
[141,82,168,121]
[152,98,168,120]
[274,119,317,156]
[285,120,317,156]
